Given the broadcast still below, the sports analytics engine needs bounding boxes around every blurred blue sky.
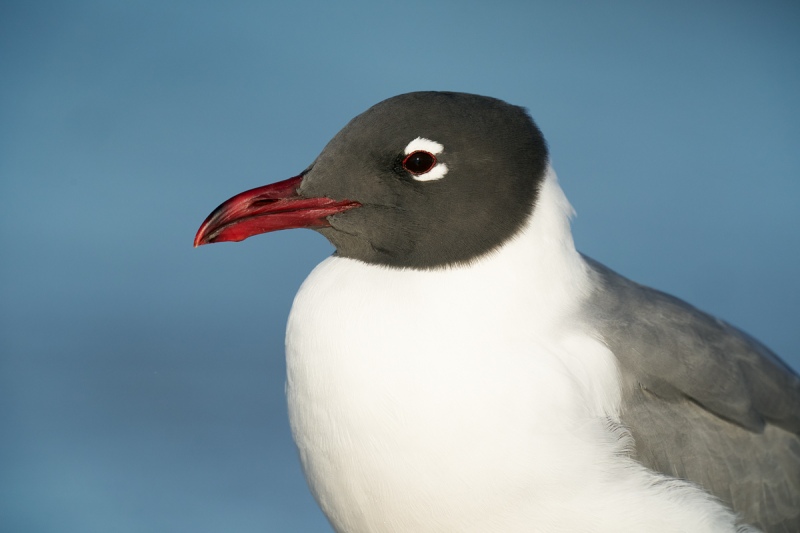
[1,1,798,532]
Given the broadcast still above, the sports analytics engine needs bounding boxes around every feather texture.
[587,258,800,531]
[284,170,761,532]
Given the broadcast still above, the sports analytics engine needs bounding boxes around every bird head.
[194,92,549,269]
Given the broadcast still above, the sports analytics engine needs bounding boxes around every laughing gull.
[195,92,799,532]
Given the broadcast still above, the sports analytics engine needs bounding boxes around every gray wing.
[584,257,800,532]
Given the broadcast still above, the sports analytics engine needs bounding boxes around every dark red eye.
[402,151,437,175]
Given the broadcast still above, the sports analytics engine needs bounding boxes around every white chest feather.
[284,171,744,533]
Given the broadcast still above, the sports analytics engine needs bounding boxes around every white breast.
[284,169,744,532]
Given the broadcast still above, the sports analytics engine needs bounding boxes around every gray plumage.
[586,257,800,531]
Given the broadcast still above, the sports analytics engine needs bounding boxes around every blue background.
[2,1,798,531]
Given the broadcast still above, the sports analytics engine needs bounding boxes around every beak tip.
[193,230,207,248]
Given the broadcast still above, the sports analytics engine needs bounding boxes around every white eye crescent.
[402,137,448,182]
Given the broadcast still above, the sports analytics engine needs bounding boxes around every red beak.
[194,175,361,247]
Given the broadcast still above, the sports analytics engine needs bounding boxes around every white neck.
[282,166,738,532]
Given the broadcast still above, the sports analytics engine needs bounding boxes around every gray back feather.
[584,257,800,531]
